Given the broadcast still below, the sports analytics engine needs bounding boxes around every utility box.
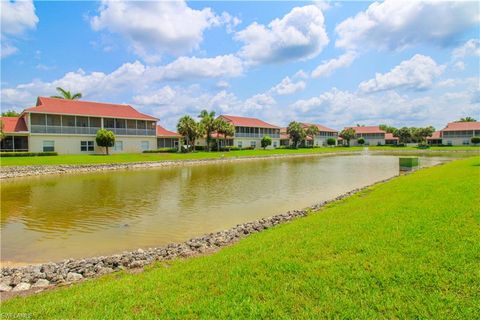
[399,157,419,171]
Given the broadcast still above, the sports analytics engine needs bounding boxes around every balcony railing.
[235,133,280,138]
[31,125,156,136]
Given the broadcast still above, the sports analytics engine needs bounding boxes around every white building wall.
[351,138,385,146]
[232,137,281,149]
[29,135,156,154]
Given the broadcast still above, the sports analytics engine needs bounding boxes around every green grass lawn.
[1,146,478,167]
[2,157,479,319]
[0,147,363,166]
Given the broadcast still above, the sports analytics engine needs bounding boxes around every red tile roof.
[24,97,158,121]
[345,126,385,134]
[385,133,399,140]
[442,121,480,131]
[0,117,28,133]
[156,125,180,137]
[219,115,279,129]
[301,122,337,133]
[427,131,442,140]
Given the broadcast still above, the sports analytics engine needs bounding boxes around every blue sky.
[1,1,479,130]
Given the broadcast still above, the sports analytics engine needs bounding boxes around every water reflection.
[1,154,456,263]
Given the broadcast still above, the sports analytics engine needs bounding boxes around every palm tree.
[305,125,319,147]
[216,119,235,150]
[51,87,82,100]
[177,116,203,152]
[198,110,216,152]
[458,117,476,122]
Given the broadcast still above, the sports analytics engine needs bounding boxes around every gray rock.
[97,267,114,275]
[0,276,12,286]
[12,282,31,291]
[66,272,83,282]
[32,279,50,288]
[0,283,12,292]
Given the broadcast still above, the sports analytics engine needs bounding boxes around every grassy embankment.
[2,156,479,318]
[1,146,479,166]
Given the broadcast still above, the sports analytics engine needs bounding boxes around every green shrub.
[471,136,480,145]
[143,148,177,153]
[0,152,58,157]
[327,138,336,146]
[357,137,365,145]
[194,146,205,151]
[261,135,272,149]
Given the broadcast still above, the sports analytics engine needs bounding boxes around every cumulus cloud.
[335,1,479,51]
[235,5,329,64]
[269,76,306,95]
[358,54,445,93]
[1,0,38,58]
[157,55,244,80]
[91,1,225,62]
[452,39,480,59]
[311,51,357,78]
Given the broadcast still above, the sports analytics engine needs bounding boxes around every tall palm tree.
[305,125,319,147]
[198,110,216,152]
[177,115,202,152]
[51,87,82,100]
[216,119,235,150]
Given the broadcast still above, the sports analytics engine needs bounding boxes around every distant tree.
[395,127,412,144]
[305,125,319,146]
[95,129,115,155]
[357,137,365,145]
[51,87,82,100]
[379,124,397,134]
[261,136,272,149]
[0,121,5,141]
[416,126,435,145]
[287,121,306,148]
[471,137,480,145]
[216,119,235,150]
[198,110,217,152]
[339,128,356,147]
[177,115,202,152]
[327,138,336,146]
[1,110,20,117]
[458,117,477,122]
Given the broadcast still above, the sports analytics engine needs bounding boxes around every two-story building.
[216,115,281,149]
[156,125,181,150]
[301,123,338,146]
[439,122,480,146]
[342,126,386,146]
[1,97,159,154]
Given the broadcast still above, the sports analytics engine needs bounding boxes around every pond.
[0,154,460,264]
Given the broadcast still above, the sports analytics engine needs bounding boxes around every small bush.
[357,137,365,145]
[327,138,336,146]
[471,136,480,145]
[194,146,205,151]
[0,152,58,157]
[143,148,177,153]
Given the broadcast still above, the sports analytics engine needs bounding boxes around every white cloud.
[452,39,480,59]
[358,54,445,93]
[293,70,309,79]
[1,0,38,58]
[311,51,357,78]
[269,76,306,95]
[244,94,276,110]
[91,1,223,62]
[157,55,244,80]
[235,5,329,64]
[336,1,479,51]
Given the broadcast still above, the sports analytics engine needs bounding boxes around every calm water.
[0,154,456,264]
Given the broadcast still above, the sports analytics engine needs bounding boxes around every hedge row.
[143,148,178,153]
[0,152,58,157]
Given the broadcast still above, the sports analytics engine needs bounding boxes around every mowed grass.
[1,146,478,166]
[2,156,479,318]
[0,147,362,166]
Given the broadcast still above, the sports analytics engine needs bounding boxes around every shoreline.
[0,172,409,298]
[1,148,477,180]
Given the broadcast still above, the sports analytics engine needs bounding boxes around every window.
[113,141,123,151]
[273,141,277,148]
[43,140,54,152]
[250,141,256,148]
[463,140,470,145]
[81,141,94,152]
[141,141,149,151]
[238,141,242,148]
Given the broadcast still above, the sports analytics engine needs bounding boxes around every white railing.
[235,133,280,138]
